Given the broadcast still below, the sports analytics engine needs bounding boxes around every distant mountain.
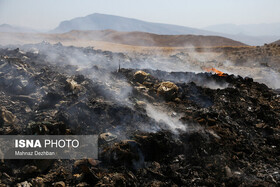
[203,23,280,45]
[204,23,280,36]
[221,34,279,46]
[51,13,218,35]
[50,13,280,46]
[0,24,37,33]
[61,30,246,47]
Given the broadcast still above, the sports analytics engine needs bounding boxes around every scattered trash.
[0,44,279,186]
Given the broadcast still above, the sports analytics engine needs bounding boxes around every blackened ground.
[0,44,279,186]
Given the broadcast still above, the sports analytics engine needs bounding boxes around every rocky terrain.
[0,42,279,186]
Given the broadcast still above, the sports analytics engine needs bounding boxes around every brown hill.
[271,39,280,45]
[0,30,246,48]
[64,30,247,47]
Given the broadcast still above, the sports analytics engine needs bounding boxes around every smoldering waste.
[0,43,279,186]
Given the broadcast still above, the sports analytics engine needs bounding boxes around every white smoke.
[145,103,187,133]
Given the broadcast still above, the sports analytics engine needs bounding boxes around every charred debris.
[0,43,279,186]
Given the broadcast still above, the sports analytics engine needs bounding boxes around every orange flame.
[205,68,225,76]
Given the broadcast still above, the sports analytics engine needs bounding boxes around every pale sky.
[0,0,279,30]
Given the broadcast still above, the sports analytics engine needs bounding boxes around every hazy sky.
[0,0,279,30]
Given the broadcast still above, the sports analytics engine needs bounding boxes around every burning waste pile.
[0,43,279,186]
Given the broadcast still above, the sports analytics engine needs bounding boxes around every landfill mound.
[0,43,279,186]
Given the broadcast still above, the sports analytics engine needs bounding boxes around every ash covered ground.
[0,42,280,186]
